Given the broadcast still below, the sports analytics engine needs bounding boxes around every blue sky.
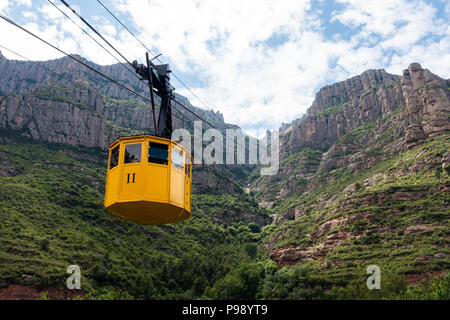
[0,0,449,137]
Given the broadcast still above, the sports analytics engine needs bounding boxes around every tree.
[248,222,260,233]
[243,243,257,259]
[435,167,443,181]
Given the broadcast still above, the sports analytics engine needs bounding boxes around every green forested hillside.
[0,129,269,299]
[257,133,450,299]
[1,128,448,300]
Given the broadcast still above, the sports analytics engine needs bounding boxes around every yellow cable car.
[104,54,193,225]
[104,135,192,225]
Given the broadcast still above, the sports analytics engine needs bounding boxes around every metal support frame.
[132,53,174,139]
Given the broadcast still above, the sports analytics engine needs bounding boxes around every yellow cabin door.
[106,167,120,205]
[170,146,184,207]
[147,164,168,201]
[146,141,169,202]
[170,168,183,206]
[120,142,145,201]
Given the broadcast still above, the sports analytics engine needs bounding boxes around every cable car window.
[124,144,141,163]
[110,145,120,169]
[172,148,184,170]
[148,142,169,165]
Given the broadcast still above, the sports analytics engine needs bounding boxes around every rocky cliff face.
[0,92,112,148]
[0,52,227,147]
[252,63,449,203]
[0,51,146,99]
[280,69,402,158]
[402,63,450,147]
[251,63,449,270]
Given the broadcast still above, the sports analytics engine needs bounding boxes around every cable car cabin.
[104,56,192,224]
[104,135,192,225]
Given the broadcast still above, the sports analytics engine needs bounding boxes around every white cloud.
[1,2,142,65]
[22,11,37,20]
[115,0,449,134]
[17,0,32,7]
[115,0,324,131]
[333,0,450,77]
[387,34,450,75]
[0,1,10,14]
[333,0,443,52]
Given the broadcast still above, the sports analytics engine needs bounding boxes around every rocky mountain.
[248,63,449,291]
[0,52,448,300]
[279,69,401,156]
[253,63,449,201]
[0,50,228,148]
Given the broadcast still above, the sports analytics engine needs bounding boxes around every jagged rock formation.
[0,51,147,99]
[252,63,449,203]
[402,63,450,147]
[280,69,402,158]
[0,92,112,148]
[250,63,449,269]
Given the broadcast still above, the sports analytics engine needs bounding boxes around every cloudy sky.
[0,0,449,137]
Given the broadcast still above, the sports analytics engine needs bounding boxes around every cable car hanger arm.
[132,55,175,139]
